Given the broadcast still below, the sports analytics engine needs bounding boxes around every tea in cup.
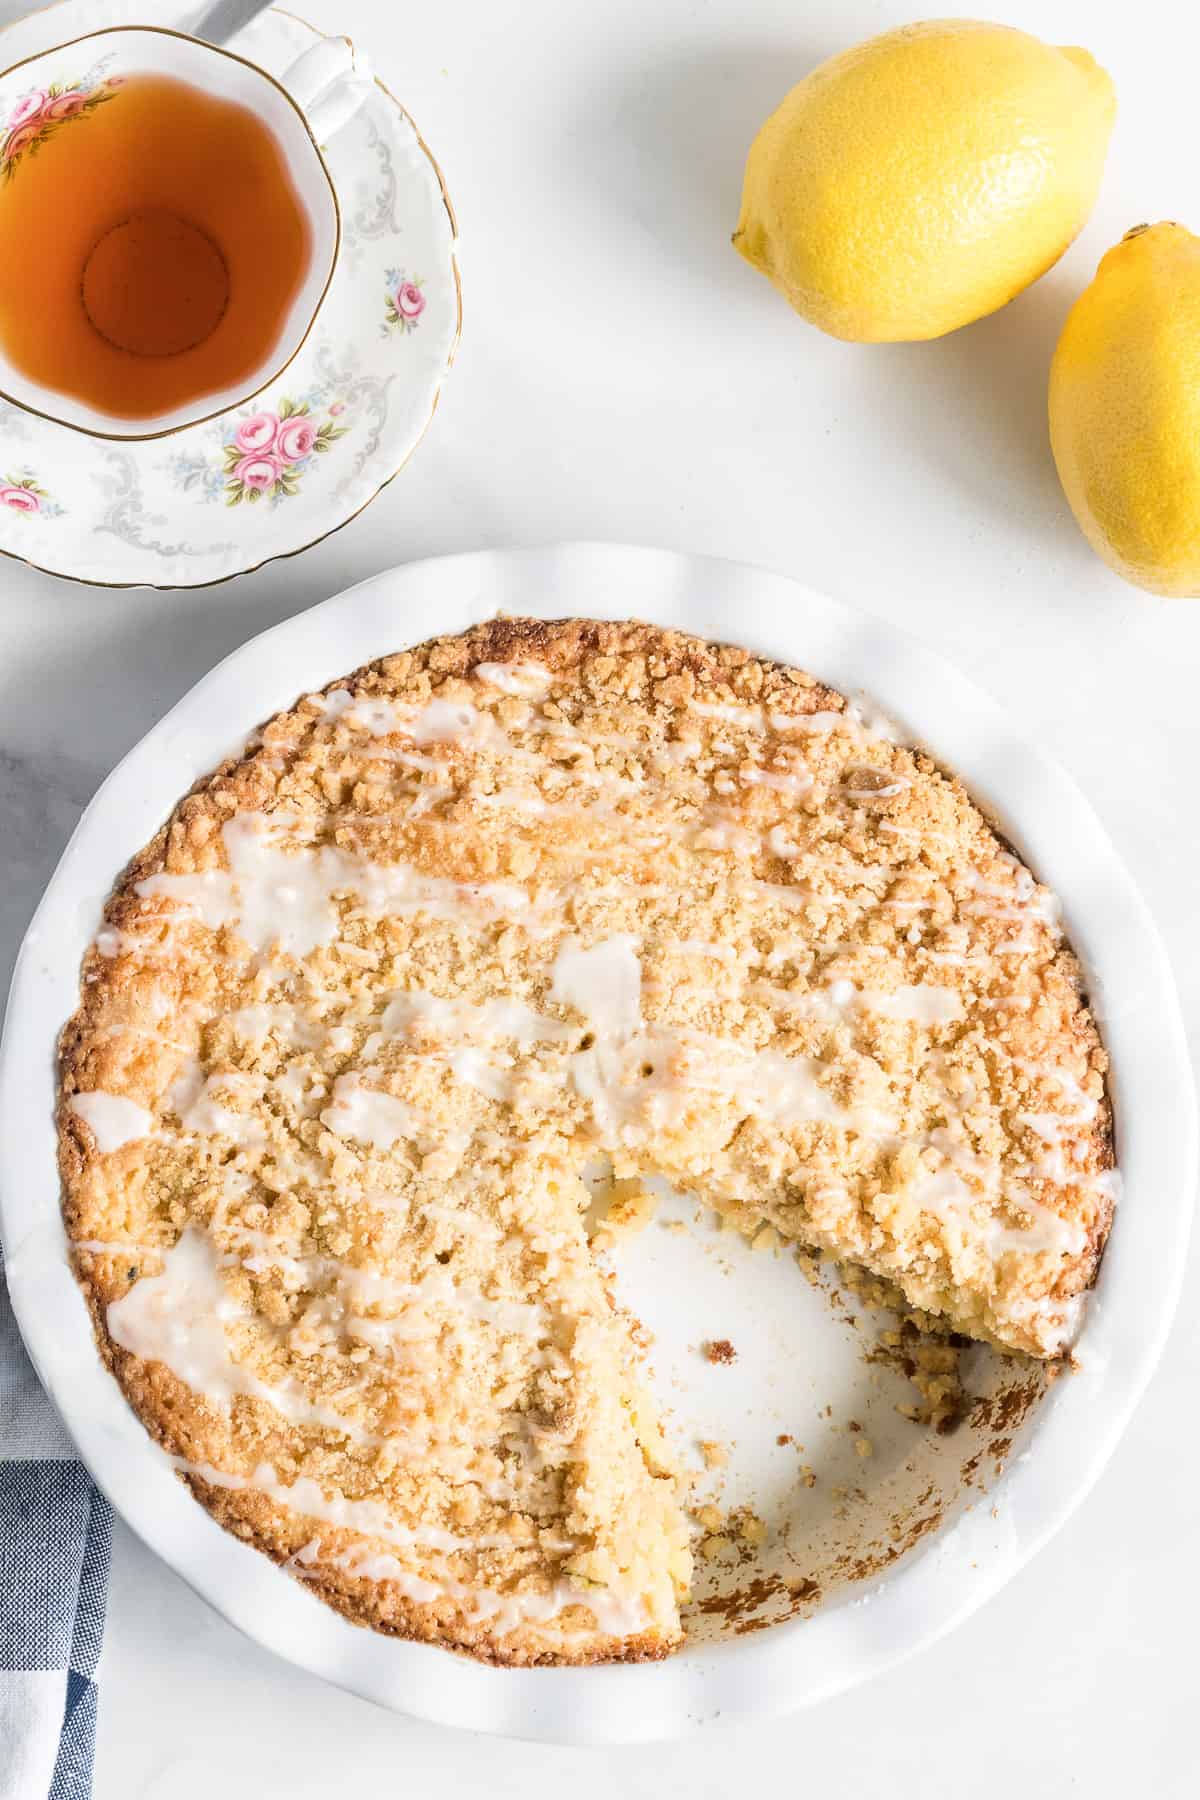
[0,26,368,437]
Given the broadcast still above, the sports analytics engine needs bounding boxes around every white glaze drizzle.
[339,695,513,753]
[106,1229,374,1441]
[963,859,1061,930]
[740,764,813,797]
[308,688,355,718]
[136,814,532,960]
[550,935,642,1041]
[474,661,553,698]
[381,989,572,1050]
[419,1199,502,1242]
[688,698,765,727]
[225,1003,325,1052]
[171,1457,518,1553]
[765,979,964,1027]
[907,1162,1085,1259]
[675,938,740,964]
[95,1232,548,1347]
[768,705,899,742]
[548,938,897,1142]
[66,1091,154,1153]
[290,1538,645,1639]
[688,696,900,745]
[321,1075,415,1148]
[176,1069,267,1146]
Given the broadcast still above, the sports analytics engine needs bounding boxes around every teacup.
[0,24,370,439]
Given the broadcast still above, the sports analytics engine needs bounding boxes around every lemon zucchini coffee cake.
[58,617,1115,1664]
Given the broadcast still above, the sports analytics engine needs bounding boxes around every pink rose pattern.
[0,473,61,517]
[2,124,39,163]
[0,72,121,180]
[276,416,317,462]
[220,398,347,506]
[234,413,280,455]
[45,92,86,121]
[383,270,426,334]
[6,90,46,130]
[0,485,39,513]
[232,454,282,491]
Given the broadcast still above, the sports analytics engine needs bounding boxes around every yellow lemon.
[734,20,1115,342]
[1050,223,1200,597]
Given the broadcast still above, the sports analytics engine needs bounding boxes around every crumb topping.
[57,616,1114,1665]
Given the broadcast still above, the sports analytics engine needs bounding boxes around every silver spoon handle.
[189,0,275,47]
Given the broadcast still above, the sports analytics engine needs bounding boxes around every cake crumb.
[702,1338,737,1365]
[731,1507,768,1548]
[591,1180,658,1250]
[794,1247,823,1287]
[700,1533,733,1561]
[698,1439,728,1469]
[844,1263,969,1432]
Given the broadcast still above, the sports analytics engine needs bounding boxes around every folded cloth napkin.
[0,1254,111,1800]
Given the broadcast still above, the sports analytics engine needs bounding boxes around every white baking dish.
[1,544,1193,1742]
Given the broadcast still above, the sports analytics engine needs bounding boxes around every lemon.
[1050,223,1200,597]
[734,20,1115,342]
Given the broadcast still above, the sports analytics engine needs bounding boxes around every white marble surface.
[1,0,1197,1791]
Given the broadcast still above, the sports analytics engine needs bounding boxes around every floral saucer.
[0,1,459,587]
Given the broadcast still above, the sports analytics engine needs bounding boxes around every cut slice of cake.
[63,1117,690,1660]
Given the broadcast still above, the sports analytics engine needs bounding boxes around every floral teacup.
[0,24,371,439]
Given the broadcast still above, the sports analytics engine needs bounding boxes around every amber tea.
[0,71,312,425]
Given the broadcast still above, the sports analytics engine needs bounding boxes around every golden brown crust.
[57,614,1113,1663]
[187,1474,673,1668]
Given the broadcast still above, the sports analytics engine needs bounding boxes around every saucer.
[0,1,460,588]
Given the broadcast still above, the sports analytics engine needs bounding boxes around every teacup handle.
[279,35,373,146]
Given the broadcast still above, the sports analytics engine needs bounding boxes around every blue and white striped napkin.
[0,1254,110,1800]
